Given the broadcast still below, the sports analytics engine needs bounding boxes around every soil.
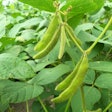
[7,100,34,112]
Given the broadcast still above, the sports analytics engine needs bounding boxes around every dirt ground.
[8,100,34,112]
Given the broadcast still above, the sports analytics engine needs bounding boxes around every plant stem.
[64,97,72,112]
[103,102,112,112]
[57,10,63,24]
[80,86,86,112]
[86,17,112,54]
[26,101,29,112]
[37,96,48,112]
[9,106,13,112]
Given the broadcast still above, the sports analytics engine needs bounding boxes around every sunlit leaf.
[61,0,104,19]
[0,80,43,103]
[28,64,71,85]
[19,0,55,12]
[0,14,6,38]
[8,18,42,37]
[0,53,35,80]
[71,86,101,112]
[84,70,95,84]
[89,61,112,72]
[95,73,112,89]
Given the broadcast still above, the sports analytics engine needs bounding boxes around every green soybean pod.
[33,25,60,59]
[34,14,59,51]
[52,53,88,103]
[65,24,84,53]
[55,56,83,91]
[58,24,66,59]
[65,23,82,46]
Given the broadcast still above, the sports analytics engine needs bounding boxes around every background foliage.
[0,0,112,112]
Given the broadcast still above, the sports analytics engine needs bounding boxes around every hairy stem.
[64,97,72,112]
[26,101,29,112]
[86,17,112,54]
[103,102,112,112]
[37,97,48,112]
[80,86,86,112]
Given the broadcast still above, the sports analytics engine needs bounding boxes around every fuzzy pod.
[65,23,82,46]
[58,24,66,59]
[34,14,59,51]
[33,25,61,59]
[55,56,82,91]
[52,53,88,103]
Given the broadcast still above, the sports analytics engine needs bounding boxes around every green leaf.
[91,26,103,37]
[95,73,112,89]
[0,53,35,80]
[0,1,4,13]
[89,61,112,72]
[0,14,6,38]
[20,29,36,40]
[94,89,110,110]
[54,102,69,112]
[84,70,95,84]
[71,86,101,112]
[61,0,104,19]
[4,45,23,56]
[19,0,55,12]
[35,60,54,72]
[27,60,54,73]
[32,101,42,112]
[0,37,15,50]
[89,8,105,22]
[67,14,83,29]
[66,44,82,63]
[88,43,104,59]
[0,80,43,103]
[28,64,71,85]
[75,23,94,35]
[78,31,112,46]
[8,17,42,37]
[24,44,36,57]
[0,98,9,112]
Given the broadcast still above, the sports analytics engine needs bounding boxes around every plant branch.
[80,85,86,112]
[103,102,112,112]
[37,96,48,112]
[9,106,13,112]
[86,17,112,54]
[64,97,72,112]
[26,101,29,112]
